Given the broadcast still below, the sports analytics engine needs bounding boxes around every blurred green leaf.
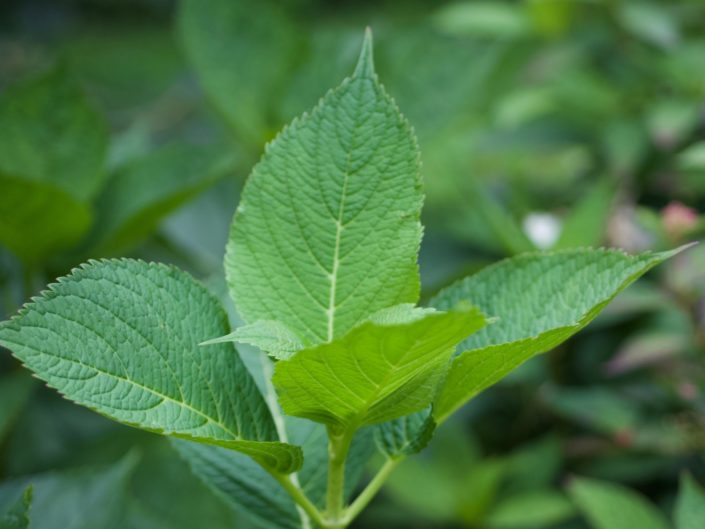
[554,180,614,249]
[86,142,236,256]
[0,486,32,529]
[0,372,35,443]
[178,0,302,145]
[675,473,705,529]
[433,2,531,38]
[0,67,107,202]
[486,490,576,528]
[568,476,671,529]
[0,453,138,529]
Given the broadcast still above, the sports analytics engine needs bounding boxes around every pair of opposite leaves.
[0,32,682,474]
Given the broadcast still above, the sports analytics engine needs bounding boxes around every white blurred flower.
[523,212,562,249]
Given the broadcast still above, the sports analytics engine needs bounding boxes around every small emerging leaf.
[0,259,301,473]
[201,320,304,360]
[375,408,436,458]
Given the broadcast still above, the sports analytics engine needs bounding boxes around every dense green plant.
[0,31,692,529]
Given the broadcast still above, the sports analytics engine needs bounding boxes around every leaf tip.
[353,27,375,79]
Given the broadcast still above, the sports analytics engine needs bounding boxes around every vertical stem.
[325,426,354,523]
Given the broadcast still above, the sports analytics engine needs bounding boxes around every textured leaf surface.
[226,31,423,345]
[273,306,486,427]
[0,175,92,263]
[0,259,301,472]
[0,486,32,529]
[375,408,436,458]
[202,320,304,361]
[87,143,236,256]
[178,0,301,145]
[568,477,670,529]
[431,248,680,420]
[0,67,107,202]
[675,474,705,529]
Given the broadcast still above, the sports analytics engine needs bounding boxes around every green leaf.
[554,180,614,249]
[375,408,436,458]
[568,476,670,529]
[0,259,301,473]
[225,30,424,345]
[87,143,236,256]
[0,454,137,529]
[273,305,487,428]
[431,247,682,420]
[0,175,92,263]
[177,0,301,145]
[486,490,575,529]
[675,473,705,529]
[0,372,35,442]
[201,320,304,361]
[0,67,107,202]
[174,441,302,529]
[0,486,32,529]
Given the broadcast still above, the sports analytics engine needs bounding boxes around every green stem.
[339,458,400,526]
[325,426,355,523]
[271,472,328,528]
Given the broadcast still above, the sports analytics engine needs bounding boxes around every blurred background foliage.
[0,0,704,528]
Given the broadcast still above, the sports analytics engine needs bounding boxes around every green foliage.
[0,486,32,529]
[430,248,681,420]
[568,476,671,529]
[0,20,691,529]
[675,474,705,529]
[0,260,301,473]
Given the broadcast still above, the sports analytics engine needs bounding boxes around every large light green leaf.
[0,175,92,263]
[177,0,301,145]
[0,486,32,529]
[225,31,424,345]
[431,248,681,420]
[0,259,301,473]
[273,305,486,428]
[568,476,670,529]
[87,143,236,256]
[0,67,107,202]
[675,473,705,529]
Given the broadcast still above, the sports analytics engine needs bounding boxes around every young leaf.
[202,320,304,360]
[0,486,32,529]
[430,247,683,420]
[0,259,301,473]
[675,473,705,529]
[375,408,436,458]
[273,305,487,428]
[568,476,670,529]
[225,30,424,345]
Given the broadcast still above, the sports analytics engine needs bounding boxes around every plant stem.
[271,472,328,528]
[339,458,400,526]
[325,426,355,523]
